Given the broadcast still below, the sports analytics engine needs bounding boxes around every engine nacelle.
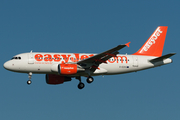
[51,64,85,75]
[46,74,71,85]
[58,64,78,75]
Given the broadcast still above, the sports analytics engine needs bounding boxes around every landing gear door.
[133,56,138,67]
[28,51,34,64]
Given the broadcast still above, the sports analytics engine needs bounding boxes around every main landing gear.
[76,76,94,89]
[27,72,32,85]
[86,76,94,83]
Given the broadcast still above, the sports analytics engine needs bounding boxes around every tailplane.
[133,26,168,57]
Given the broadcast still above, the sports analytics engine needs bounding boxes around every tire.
[27,80,32,85]
[86,76,94,84]
[78,82,85,89]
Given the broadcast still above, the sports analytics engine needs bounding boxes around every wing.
[77,42,130,70]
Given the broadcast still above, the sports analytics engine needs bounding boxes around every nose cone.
[3,61,12,70]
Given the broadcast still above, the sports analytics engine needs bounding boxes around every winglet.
[125,42,131,47]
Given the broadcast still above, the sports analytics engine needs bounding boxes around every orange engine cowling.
[58,64,78,75]
[46,74,71,84]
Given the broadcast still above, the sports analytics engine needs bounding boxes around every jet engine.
[59,64,78,75]
[51,64,85,75]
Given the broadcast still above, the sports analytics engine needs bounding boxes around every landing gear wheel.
[78,82,85,89]
[27,72,32,85]
[27,80,32,85]
[86,76,94,84]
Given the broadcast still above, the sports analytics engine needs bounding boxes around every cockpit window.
[11,56,21,60]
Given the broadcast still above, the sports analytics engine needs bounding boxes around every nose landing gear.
[27,72,32,85]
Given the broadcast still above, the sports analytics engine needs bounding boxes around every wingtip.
[125,42,131,47]
[170,53,176,56]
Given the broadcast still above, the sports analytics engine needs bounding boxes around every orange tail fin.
[133,26,168,57]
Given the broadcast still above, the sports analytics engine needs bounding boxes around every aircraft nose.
[3,61,12,70]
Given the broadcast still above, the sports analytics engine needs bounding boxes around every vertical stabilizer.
[133,26,168,57]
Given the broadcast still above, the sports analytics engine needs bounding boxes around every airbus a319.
[3,26,175,89]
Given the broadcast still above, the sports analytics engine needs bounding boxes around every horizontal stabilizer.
[149,53,176,62]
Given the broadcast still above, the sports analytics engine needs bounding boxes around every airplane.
[3,26,176,89]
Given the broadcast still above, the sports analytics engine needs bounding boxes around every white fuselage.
[3,52,172,76]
